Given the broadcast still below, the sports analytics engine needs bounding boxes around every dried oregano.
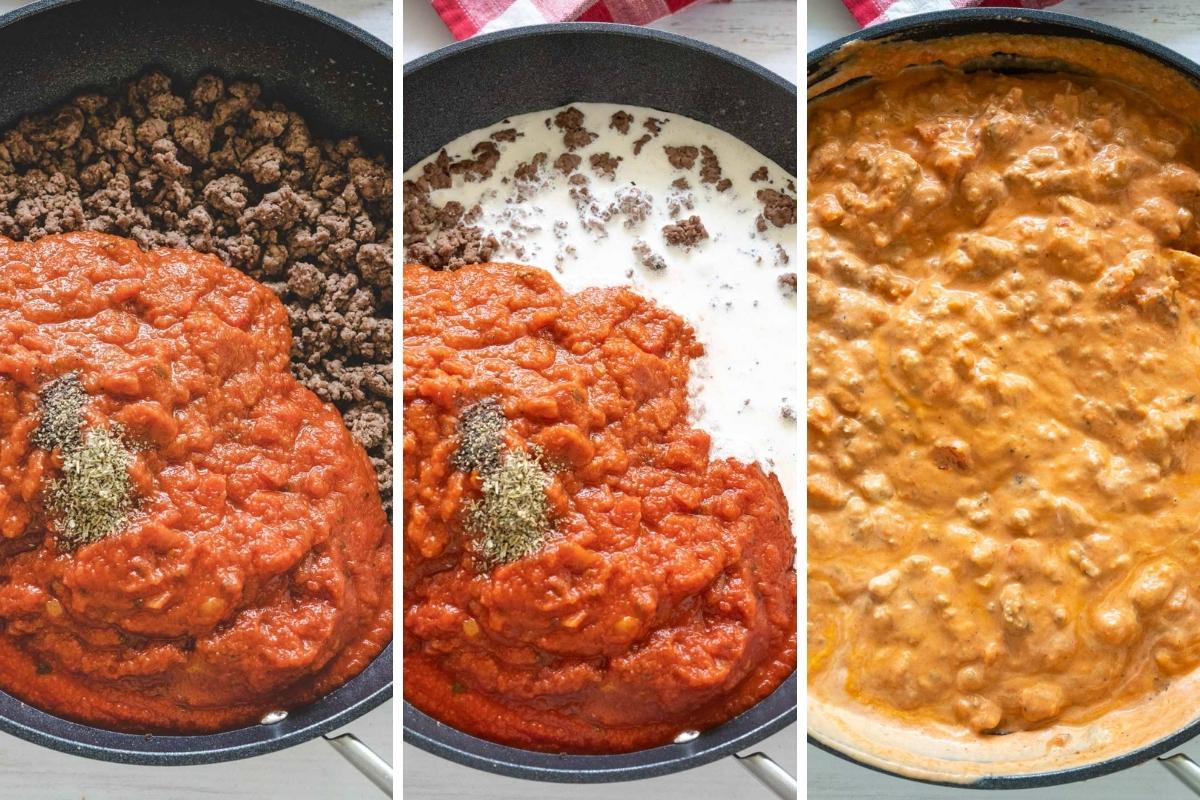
[46,428,135,548]
[465,449,552,568]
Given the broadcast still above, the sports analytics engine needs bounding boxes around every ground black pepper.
[453,397,505,475]
[31,372,85,451]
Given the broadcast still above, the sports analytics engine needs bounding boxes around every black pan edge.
[0,644,392,767]
[0,0,394,152]
[404,673,796,783]
[403,21,797,174]
[4,0,393,59]
[406,21,791,97]
[807,7,1200,791]
[807,7,1200,87]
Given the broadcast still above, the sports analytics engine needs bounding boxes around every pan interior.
[402,22,797,782]
[0,0,392,765]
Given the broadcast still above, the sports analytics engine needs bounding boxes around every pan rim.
[806,5,1200,79]
[403,673,797,783]
[0,645,393,767]
[806,6,1200,790]
[0,0,393,767]
[404,21,794,97]
[401,21,798,173]
[0,0,394,58]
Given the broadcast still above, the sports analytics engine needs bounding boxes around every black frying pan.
[403,23,797,798]
[808,8,1200,794]
[0,0,392,792]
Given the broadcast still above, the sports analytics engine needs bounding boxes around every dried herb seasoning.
[453,396,555,567]
[31,373,136,548]
[46,428,135,548]
[465,449,552,568]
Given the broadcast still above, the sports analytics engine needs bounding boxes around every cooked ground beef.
[662,215,709,248]
[757,188,797,229]
[664,145,699,169]
[0,71,393,511]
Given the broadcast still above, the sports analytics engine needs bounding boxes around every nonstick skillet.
[403,23,798,799]
[808,8,1200,794]
[0,0,392,794]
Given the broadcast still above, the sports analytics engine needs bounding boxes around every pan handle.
[325,732,394,797]
[735,751,797,799]
[1161,753,1200,796]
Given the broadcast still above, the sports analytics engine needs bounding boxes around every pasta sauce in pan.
[0,233,391,732]
[404,262,796,753]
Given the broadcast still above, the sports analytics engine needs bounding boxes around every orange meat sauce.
[402,261,796,753]
[0,232,391,732]
[809,44,1200,742]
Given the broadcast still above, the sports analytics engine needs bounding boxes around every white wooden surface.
[807,1,1200,798]
[0,2,393,799]
[401,0,798,797]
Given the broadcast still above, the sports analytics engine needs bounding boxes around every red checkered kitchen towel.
[432,0,713,40]
[845,0,1061,27]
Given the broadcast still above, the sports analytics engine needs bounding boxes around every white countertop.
[401,0,798,797]
[0,2,393,799]
[808,1,1200,798]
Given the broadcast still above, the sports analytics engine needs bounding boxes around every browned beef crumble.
[514,152,548,182]
[664,145,699,169]
[632,239,667,271]
[609,111,633,135]
[589,152,622,179]
[698,145,729,192]
[757,188,798,228]
[662,215,708,249]
[0,71,393,511]
[553,106,597,151]
[553,153,582,175]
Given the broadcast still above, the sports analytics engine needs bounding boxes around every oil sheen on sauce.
[404,103,798,506]
[809,59,1200,751]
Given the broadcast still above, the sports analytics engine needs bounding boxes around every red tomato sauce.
[0,232,391,733]
[403,261,796,753]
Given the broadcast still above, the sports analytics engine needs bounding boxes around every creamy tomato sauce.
[404,261,796,753]
[808,61,1200,742]
[0,233,391,732]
